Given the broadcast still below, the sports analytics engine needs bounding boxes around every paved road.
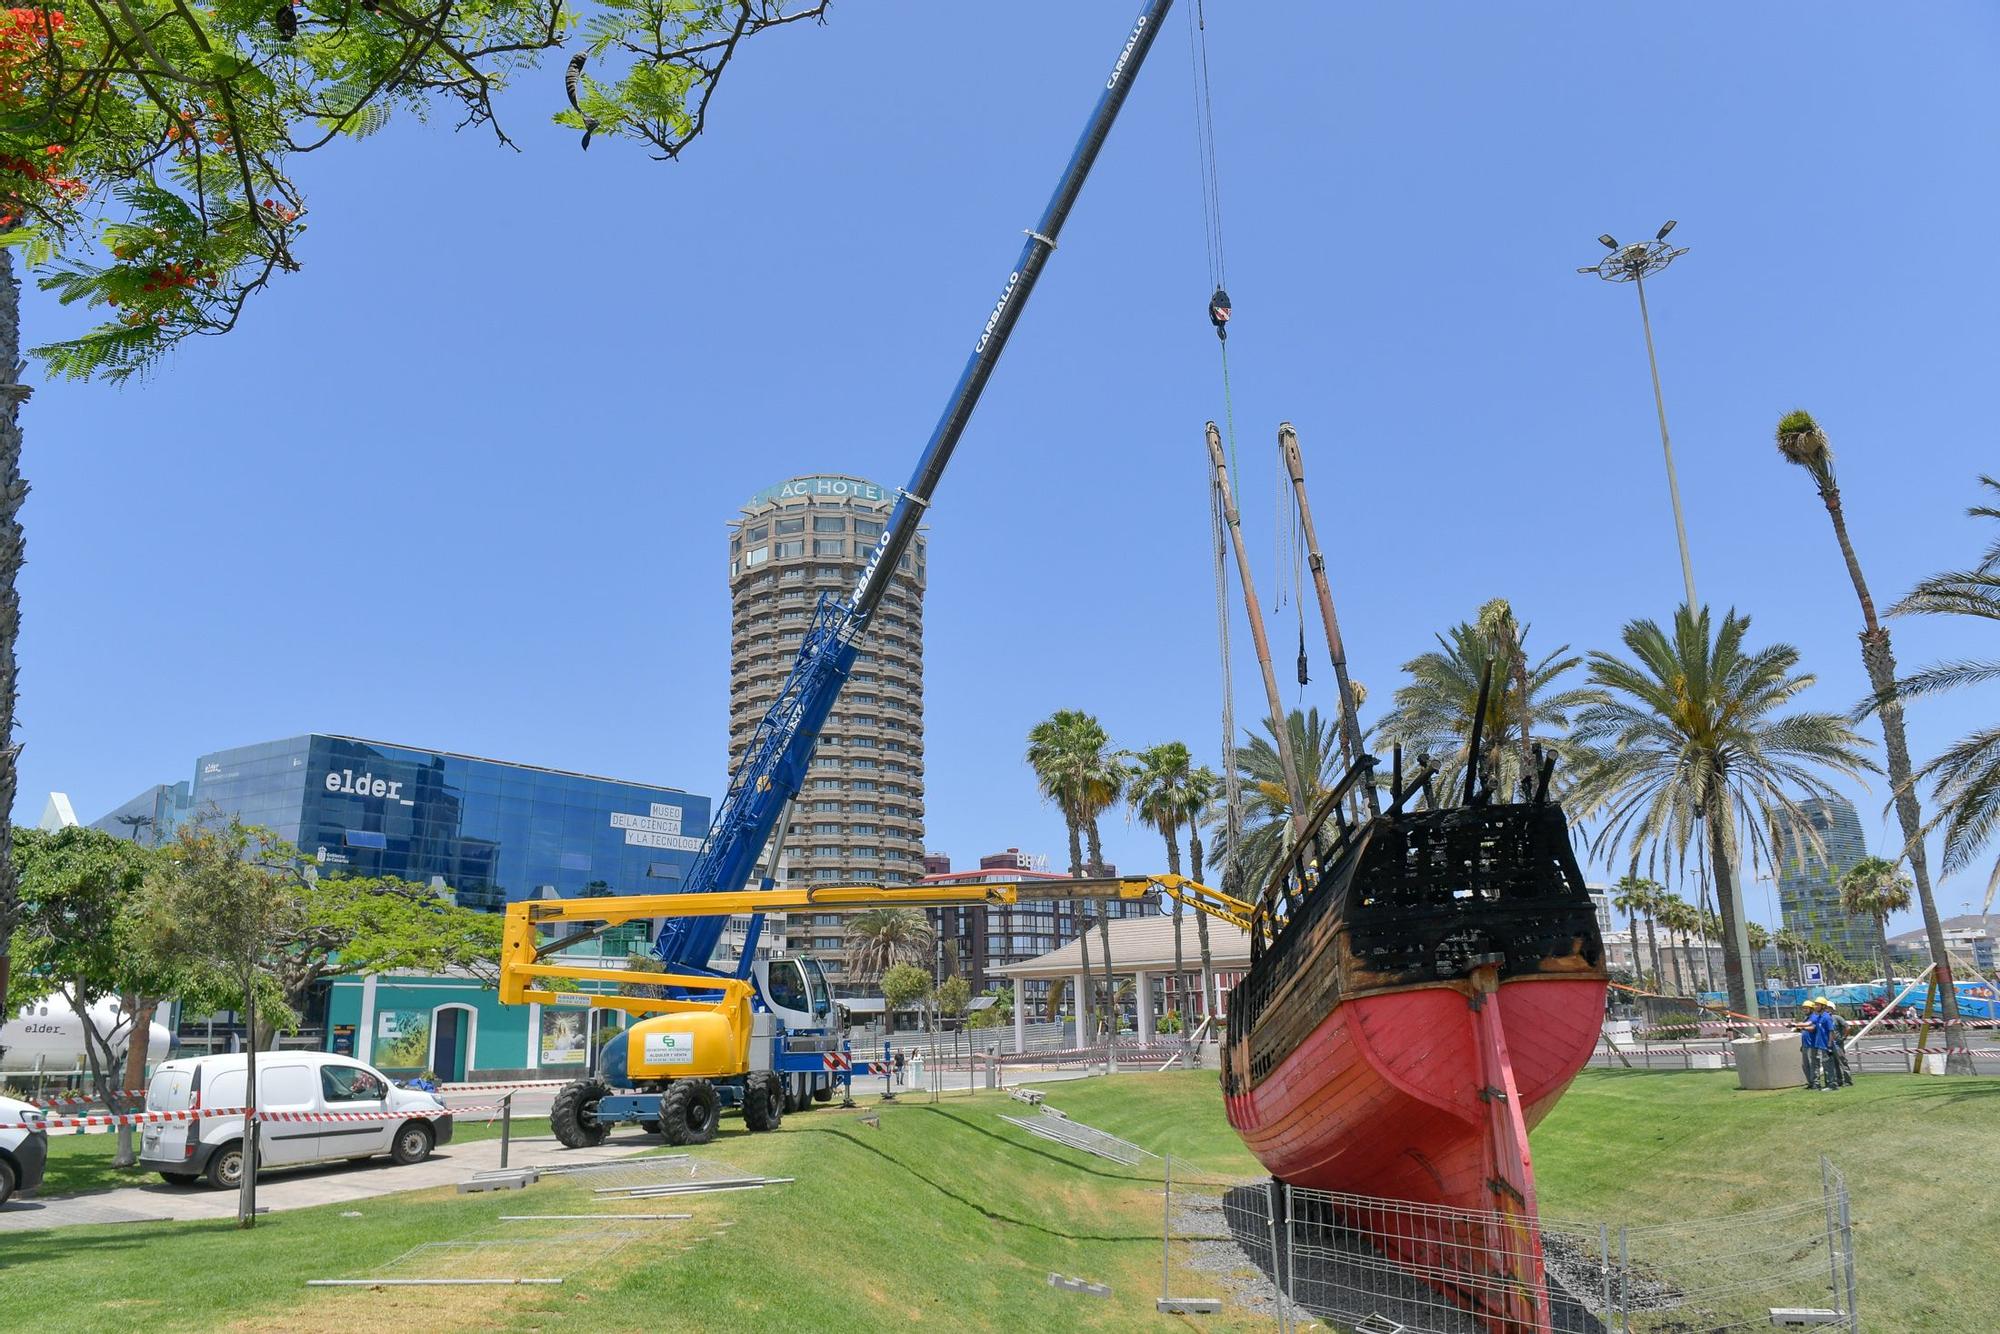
[0,1128,659,1232]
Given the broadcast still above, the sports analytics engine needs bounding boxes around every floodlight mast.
[1577,221,1696,608]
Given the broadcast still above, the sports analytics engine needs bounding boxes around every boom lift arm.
[504,875,1250,1018]
[654,0,1177,975]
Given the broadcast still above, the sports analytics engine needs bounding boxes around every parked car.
[0,1091,49,1205]
[141,1052,452,1189]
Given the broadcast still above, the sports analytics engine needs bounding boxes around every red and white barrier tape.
[24,1104,478,1133]
[438,1079,568,1094]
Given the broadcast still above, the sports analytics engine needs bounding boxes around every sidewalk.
[0,1129,657,1232]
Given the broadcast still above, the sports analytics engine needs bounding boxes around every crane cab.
[753,954,832,1032]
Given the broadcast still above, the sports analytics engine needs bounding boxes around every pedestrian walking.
[1797,999,1827,1090]
[1817,1001,1853,1088]
[892,1049,906,1087]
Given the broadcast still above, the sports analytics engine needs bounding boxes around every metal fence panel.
[1160,1157,1859,1333]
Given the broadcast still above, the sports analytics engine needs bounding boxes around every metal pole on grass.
[1264,1180,1289,1334]
[1161,1154,1172,1305]
[499,1091,514,1169]
[1619,1225,1631,1334]
[1837,1177,1858,1326]
[1599,1222,1612,1321]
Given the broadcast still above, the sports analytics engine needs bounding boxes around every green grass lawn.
[35,1113,550,1197]
[5,1070,1996,1332]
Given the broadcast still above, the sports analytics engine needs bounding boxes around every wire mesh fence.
[1160,1154,1858,1333]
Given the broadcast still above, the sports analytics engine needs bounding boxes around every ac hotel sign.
[746,476,885,507]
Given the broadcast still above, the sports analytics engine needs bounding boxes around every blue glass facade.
[107,735,709,914]
[1776,795,1874,963]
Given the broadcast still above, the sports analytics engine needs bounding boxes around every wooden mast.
[1279,422,1379,817]
[1205,422,1310,845]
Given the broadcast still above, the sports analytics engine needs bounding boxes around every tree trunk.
[112,992,151,1168]
[1164,824,1186,1035]
[1064,815,1091,1040]
[1190,825,1216,1026]
[1819,483,1966,1060]
[1645,916,1663,992]
[1876,913,1892,996]
[1629,910,1643,987]
[240,973,259,1228]
[0,248,27,1017]
[1087,816,1114,1048]
[1075,903,1093,1042]
[1704,786,1756,1017]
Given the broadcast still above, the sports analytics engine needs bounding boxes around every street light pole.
[1580,222,1697,609]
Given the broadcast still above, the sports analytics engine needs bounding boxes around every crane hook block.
[1208,287,1231,341]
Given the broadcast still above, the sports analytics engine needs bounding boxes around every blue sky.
[17,2,2000,936]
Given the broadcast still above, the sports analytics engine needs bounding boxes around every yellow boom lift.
[499,874,1250,1146]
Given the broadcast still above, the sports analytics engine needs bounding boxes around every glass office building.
[98,734,711,914]
[1775,794,1874,964]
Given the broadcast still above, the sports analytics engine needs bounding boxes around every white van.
[141,1052,453,1189]
[0,1091,49,1204]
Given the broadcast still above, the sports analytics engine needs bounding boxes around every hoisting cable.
[1191,0,1249,909]
[1188,0,1239,484]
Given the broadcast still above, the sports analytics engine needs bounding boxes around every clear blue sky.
[17,3,2000,937]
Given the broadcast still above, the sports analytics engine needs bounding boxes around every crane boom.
[658,0,1176,973]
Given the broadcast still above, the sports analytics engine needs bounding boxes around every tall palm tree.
[1774,928,1809,984]
[1746,921,1772,989]
[1655,895,1699,996]
[1372,605,1604,806]
[1611,875,1660,987]
[1025,710,1120,1042]
[1777,411,1966,1056]
[1568,605,1875,1018]
[1223,708,1344,896]
[0,254,22,1014]
[1127,741,1195,1033]
[1184,765,1222,1027]
[1837,855,1913,991]
[844,908,932,989]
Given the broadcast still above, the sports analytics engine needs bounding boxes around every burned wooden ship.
[1221,740,1607,1332]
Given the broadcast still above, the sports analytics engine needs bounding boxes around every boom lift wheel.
[660,1078,720,1146]
[742,1071,784,1133]
[550,1078,611,1149]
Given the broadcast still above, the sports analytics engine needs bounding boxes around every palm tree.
[1372,604,1604,805]
[1568,605,1875,1018]
[1746,921,1772,988]
[1127,741,1196,1033]
[1224,708,1344,896]
[1026,710,1121,1042]
[0,255,22,1014]
[1837,855,1913,992]
[1655,895,1700,996]
[1774,928,1810,984]
[1777,411,1966,1056]
[844,909,932,989]
[1611,875,1661,987]
[1184,765,1222,1028]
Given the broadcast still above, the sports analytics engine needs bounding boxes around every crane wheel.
[742,1071,784,1133]
[551,1078,611,1149]
[811,1083,833,1104]
[659,1078,719,1146]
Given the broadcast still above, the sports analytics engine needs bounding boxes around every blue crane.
[654,0,1176,978]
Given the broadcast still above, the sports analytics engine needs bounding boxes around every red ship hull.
[1227,973,1607,1331]
[1225,975,1606,1198]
